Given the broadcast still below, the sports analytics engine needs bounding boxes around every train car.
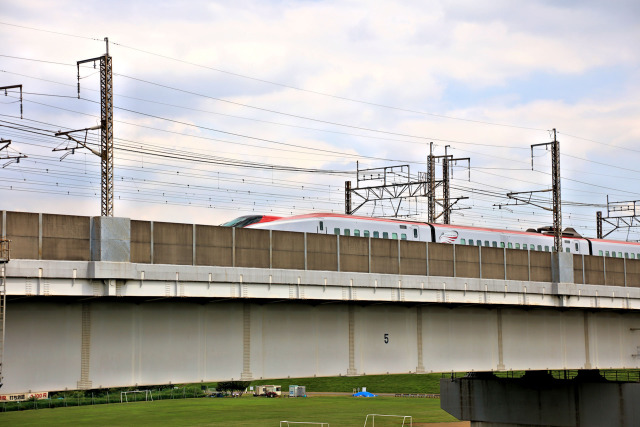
[220,214,282,228]
[223,212,640,258]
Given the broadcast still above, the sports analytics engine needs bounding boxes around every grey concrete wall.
[582,255,605,285]
[42,214,90,261]
[428,243,454,277]
[4,210,640,288]
[370,239,398,274]
[5,211,39,259]
[235,228,269,268]
[130,220,151,264]
[506,250,529,281]
[306,234,337,271]
[5,299,640,394]
[530,252,552,282]
[454,245,480,278]
[195,225,232,267]
[606,258,625,286]
[339,235,368,273]
[400,241,427,276]
[153,221,192,265]
[628,259,640,287]
[271,230,305,270]
[480,247,505,280]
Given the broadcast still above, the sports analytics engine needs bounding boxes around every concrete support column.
[90,216,131,262]
[150,221,154,264]
[552,252,573,284]
[416,306,425,373]
[240,303,253,380]
[347,305,357,375]
[441,371,640,426]
[77,303,92,389]
[192,224,196,266]
[38,213,42,260]
[496,309,505,370]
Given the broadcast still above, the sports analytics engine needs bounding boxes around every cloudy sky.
[1,0,639,240]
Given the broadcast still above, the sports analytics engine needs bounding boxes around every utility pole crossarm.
[0,85,23,119]
[0,139,28,168]
[54,126,102,157]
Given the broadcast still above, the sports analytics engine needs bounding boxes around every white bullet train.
[222,213,640,259]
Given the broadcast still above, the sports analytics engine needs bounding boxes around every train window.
[565,247,570,253]
[492,241,498,247]
[373,231,379,238]
[619,252,623,258]
[575,243,579,252]
[383,232,389,239]
[605,251,610,257]
[413,229,418,238]
[631,253,635,259]
[625,252,629,258]
[598,250,603,256]
[469,239,474,246]
[319,221,324,231]
[484,240,490,247]
[537,245,542,251]
[508,242,513,249]
[344,229,351,236]
[364,230,370,237]
[354,229,360,237]
[392,233,398,240]
[515,243,520,249]
[334,228,340,235]
[400,225,407,229]
[500,242,505,248]
[401,233,407,240]
[523,244,527,250]
[545,246,550,252]
[461,238,466,245]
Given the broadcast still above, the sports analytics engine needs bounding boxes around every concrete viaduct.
[1,210,640,426]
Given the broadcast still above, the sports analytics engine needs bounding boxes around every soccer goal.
[363,414,412,427]
[120,390,154,403]
[280,422,329,427]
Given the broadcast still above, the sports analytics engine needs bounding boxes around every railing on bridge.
[2,210,639,288]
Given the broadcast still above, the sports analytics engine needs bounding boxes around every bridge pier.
[440,370,640,426]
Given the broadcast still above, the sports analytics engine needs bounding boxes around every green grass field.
[251,373,443,394]
[0,395,459,426]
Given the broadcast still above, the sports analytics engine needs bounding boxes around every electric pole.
[428,142,436,222]
[430,146,470,224]
[345,180,352,214]
[498,129,562,251]
[73,37,114,217]
[529,129,561,252]
[597,211,603,239]
[0,239,9,389]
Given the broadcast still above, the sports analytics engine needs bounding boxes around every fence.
[0,386,207,413]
